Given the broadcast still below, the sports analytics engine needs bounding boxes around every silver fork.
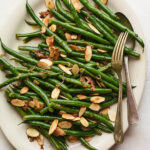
[112,32,129,143]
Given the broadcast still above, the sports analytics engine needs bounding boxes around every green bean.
[49,8,71,23]
[25,19,38,26]
[15,107,27,118]
[97,124,113,133]
[80,137,97,150]
[98,63,111,72]
[0,57,19,76]
[24,80,53,112]
[27,107,36,115]
[36,128,62,150]
[26,1,72,53]
[56,28,66,40]
[40,107,49,114]
[0,72,50,89]
[27,121,97,136]
[50,19,110,45]
[79,0,144,47]
[18,46,40,51]
[1,40,38,65]
[56,0,74,22]
[8,91,31,100]
[16,30,41,38]
[93,0,118,20]
[100,98,117,109]
[50,103,114,130]
[16,67,30,73]
[67,40,140,57]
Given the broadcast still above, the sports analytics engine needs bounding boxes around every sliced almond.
[33,80,39,85]
[73,117,81,121]
[45,0,55,9]
[41,18,49,33]
[37,134,44,146]
[101,0,108,5]
[84,136,92,142]
[108,109,116,122]
[51,87,60,99]
[80,117,89,127]
[65,33,71,40]
[60,54,67,58]
[49,119,59,135]
[99,82,106,88]
[70,34,78,40]
[37,59,53,69]
[29,101,35,108]
[49,24,57,32]
[11,99,25,107]
[88,22,100,34]
[90,96,105,104]
[20,86,29,94]
[67,135,78,143]
[98,49,107,53]
[77,94,87,100]
[71,0,84,12]
[79,106,86,117]
[69,44,85,52]
[72,64,80,75]
[46,36,54,47]
[59,110,66,115]
[100,108,109,115]
[54,127,66,136]
[58,121,72,129]
[62,113,75,120]
[89,103,101,111]
[58,64,72,75]
[26,128,40,138]
[49,47,60,60]
[85,45,92,62]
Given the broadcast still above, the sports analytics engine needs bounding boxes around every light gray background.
[0,0,150,150]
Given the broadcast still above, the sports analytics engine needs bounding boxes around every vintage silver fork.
[112,32,129,143]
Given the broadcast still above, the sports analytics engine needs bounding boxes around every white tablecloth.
[0,0,150,149]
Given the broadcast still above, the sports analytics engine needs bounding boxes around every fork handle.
[124,56,139,124]
[114,71,124,143]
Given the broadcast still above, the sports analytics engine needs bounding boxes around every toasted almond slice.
[37,134,44,146]
[101,0,108,5]
[69,44,85,52]
[41,18,49,33]
[77,94,87,100]
[29,101,35,108]
[88,22,100,34]
[49,24,57,32]
[49,119,59,135]
[100,108,109,115]
[51,87,60,99]
[60,54,67,58]
[67,135,79,143]
[84,136,92,142]
[71,0,84,12]
[89,103,101,111]
[45,0,55,9]
[80,117,89,127]
[58,121,72,129]
[54,127,66,136]
[65,33,71,39]
[98,49,107,53]
[108,109,116,122]
[73,117,81,121]
[46,36,54,47]
[33,80,39,85]
[85,45,92,62]
[90,96,105,104]
[100,82,106,88]
[62,113,75,120]
[59,111,66,115]
[58,64,72,75]
[72,64,80,75]
[79,106,86,117]
[11,99,25,107]
[70,34,78,40]
[20,86,29,94]
[27,128,40,138]
[37,59,53,69]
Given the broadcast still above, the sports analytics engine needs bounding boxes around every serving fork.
[112,31,129,143]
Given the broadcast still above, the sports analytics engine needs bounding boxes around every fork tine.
[117,32,128,61]
[112,32,124,61]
